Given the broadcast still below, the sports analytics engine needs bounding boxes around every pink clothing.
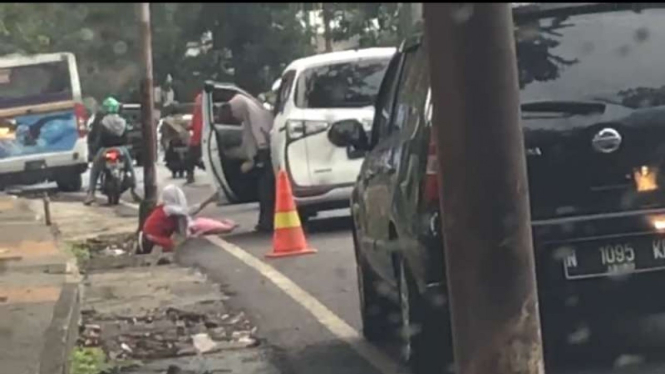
[189,217,237,237]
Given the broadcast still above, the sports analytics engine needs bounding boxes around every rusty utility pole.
[138,2,158,227]
[423,3,545,374]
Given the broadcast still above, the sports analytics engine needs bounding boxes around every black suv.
[330,4,665,372]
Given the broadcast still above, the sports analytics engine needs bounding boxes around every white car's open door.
[201,81,262,204]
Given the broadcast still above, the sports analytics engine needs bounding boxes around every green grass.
[69,347,106,374]
[69,346,142,374]
[66,242,91,269]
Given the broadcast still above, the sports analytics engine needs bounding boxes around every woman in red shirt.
[140,184,235,254]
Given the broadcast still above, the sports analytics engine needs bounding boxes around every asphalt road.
[172,170,400,374]
[170,169,665,374]
[13,163,665,374]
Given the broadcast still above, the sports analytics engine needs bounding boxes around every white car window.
[294,59,390,109]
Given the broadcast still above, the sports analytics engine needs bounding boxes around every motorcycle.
[160,115,191,179]
[99,147,133,205]
[164,137,189,178]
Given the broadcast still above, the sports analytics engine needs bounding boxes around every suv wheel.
[56,173,82,192]
[399,259,452,374]
[353,227,395,341]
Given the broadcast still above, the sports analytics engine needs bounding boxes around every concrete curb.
[39,282,81,374]
[36,200,83,374]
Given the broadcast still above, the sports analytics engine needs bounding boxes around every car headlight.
[286,120,329,140]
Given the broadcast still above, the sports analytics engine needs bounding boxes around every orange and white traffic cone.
[265,169,317,259]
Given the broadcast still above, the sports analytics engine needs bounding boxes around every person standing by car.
[84,97,139,205]
[219,93,275,232]
[186,93,203,184]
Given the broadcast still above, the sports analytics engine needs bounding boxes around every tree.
[0,4,203,102]
[196,3,314,95]
[0,3,315,101]
[324,3,402,49]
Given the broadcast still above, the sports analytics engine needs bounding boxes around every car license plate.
[562,235,665,280]
[24,160,46,171]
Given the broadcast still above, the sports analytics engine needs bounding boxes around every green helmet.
[102,97,120,114]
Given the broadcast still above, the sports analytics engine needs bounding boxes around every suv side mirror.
[328,119,370,152]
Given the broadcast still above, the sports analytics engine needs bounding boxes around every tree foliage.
[0,3,404,102]
[196,3,314,96]
[327,3,401,48]
[0,3,201,101]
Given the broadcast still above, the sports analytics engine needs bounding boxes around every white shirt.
[228,94,274,160]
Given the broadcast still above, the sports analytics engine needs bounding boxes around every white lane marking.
[120,200,139,210]
[120,199,404,374]
[205,236,404,374]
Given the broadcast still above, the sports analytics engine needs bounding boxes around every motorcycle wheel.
[106,177,121,206]
[107,192,118,205]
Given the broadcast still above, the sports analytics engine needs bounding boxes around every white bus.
[0,52,89,191]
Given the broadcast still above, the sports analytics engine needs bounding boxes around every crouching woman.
[139,184,236,254]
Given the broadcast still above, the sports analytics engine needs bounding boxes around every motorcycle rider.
[84,97,139,205]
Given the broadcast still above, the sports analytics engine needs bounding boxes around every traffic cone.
[266,170,317,259]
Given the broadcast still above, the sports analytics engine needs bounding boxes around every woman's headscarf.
[161,184,190,217]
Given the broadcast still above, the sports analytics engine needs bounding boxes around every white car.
[201,48,394,221]
[270,47,395,218]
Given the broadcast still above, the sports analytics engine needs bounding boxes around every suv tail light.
[423,136,440,204]
[74,103,88,138]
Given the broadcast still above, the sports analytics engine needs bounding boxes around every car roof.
[203,81,266,107]
[204,81,257,100]
[284,47,396,73]
[404,3,657,51]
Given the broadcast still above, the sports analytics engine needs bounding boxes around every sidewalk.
[0,194,79,374]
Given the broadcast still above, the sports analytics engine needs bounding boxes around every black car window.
[517,9,665,107]
[389,48,419,135]
[370,53,402,146]
[294,58,390,109]
[387,44,430,172]
[401,44,430,136]
[274,70,296,115]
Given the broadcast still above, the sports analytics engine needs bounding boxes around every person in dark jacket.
[84,97,139,205]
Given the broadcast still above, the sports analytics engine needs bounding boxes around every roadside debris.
[79,304,257,362]
[11,188,275,373]
[68,233,180,273]
[71,232,259,373]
